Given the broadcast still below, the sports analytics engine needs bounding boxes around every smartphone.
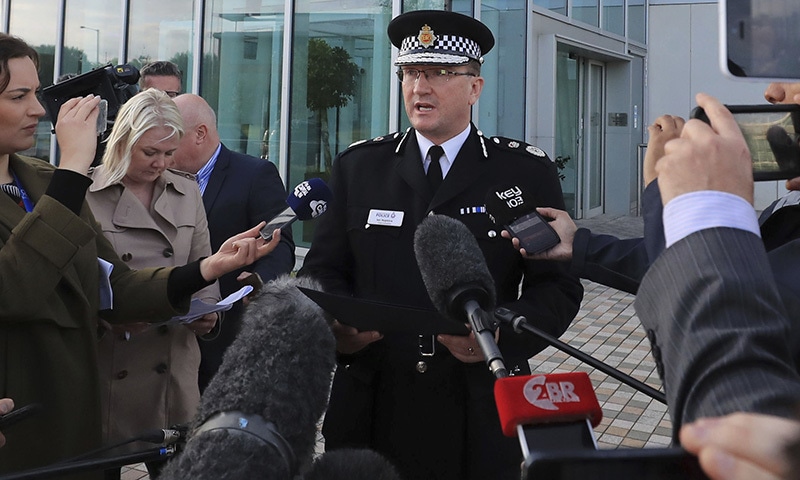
[258,207,297,241]
[0,403,43,430]
[720,0,800,81]
[692,104,800,181]
[96,99,108,136]
[505,211,561,255]
[525,447,708,480]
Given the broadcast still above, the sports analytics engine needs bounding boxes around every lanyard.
[10,169,34,212]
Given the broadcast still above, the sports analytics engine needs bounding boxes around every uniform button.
[155,363,168,374]
[158,325,169,335]
[427,211,435,216]
[416,361,428,374]
[121,253,132,262]
[163,247,174,258]
[116,370,128,380]
[488,230,497,238]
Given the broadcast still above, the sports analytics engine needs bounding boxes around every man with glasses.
[299,10,582,480]
[139,60,182,98]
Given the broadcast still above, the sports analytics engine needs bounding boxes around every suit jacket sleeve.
[571,230,644,294]
[570,180,666,294]
[635,227,800,439]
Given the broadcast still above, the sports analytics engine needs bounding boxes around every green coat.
[0,154,188,477]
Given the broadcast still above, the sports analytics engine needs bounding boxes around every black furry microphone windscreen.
[413,214,496,319]
[160,275,336,480]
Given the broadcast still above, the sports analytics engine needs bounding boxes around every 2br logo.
[522,375,581,411]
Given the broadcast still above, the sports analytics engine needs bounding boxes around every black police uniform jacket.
[298,125,583,480]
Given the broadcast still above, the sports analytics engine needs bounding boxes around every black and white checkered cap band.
[396,34,482,65]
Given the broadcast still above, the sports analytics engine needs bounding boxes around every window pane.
[63,2,123,76]
[9,0,60,162]
[628,0,646,44]
[573,0,599,28]
[602,0,624,36]
[534,0,566,16]
[480,0,526,139]
[290,0,392,246]
[202,0,285,165]
[127,0,195,93]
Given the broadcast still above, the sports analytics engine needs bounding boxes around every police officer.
[299,10,583,480]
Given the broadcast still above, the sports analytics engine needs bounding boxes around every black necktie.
[427,145,444,192]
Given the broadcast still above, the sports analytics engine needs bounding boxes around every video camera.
[40,63,140,135]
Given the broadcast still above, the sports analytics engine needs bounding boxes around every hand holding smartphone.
[0,403,42,430]
[692,104,800,181]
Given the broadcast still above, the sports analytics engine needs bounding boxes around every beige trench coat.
[87,166,219,446]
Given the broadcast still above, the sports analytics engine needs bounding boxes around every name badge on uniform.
[367,209,404,227]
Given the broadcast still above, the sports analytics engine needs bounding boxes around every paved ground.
[123,213,665,478]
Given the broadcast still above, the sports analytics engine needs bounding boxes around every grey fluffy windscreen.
[413,214,496,316]
[160,275,336,480]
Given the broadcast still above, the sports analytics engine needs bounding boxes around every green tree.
[306,38,359,170]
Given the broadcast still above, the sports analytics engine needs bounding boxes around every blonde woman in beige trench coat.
[86,89,220,479]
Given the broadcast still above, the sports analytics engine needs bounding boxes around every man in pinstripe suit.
[635,92,800,480]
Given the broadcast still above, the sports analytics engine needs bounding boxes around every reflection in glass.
[588,63,603,211]
[480,0,525,138]
[533,0,566,16]
[128,0,195,92]
[628,0,646,44]
[573,0,599,28]
[290,1,392,245]
[555,49,579,217]
[602,0,624,36]
[63,2,123,75]
[202,0,285,165]
[9,0,61,162]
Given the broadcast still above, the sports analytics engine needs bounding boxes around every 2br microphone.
[494,372,602,457]
[484,184,560,255]
[259,177,333,241]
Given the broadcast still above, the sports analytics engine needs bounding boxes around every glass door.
[583,61,605,218]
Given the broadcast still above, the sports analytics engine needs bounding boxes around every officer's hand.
[437,327,499,364]
[332,320,382,355]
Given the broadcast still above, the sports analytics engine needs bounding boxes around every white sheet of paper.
[162,285,253,325]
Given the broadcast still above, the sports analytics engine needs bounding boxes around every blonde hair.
[101,88,184,184]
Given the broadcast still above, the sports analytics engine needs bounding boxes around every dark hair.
[139,61,182,81]
[0,33,39,93]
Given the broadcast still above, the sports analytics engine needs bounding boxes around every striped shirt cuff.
[663,191,760,248]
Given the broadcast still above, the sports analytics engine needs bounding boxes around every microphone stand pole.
[495,307,666,404]
[0,446,175,480]
[465,300,508,379]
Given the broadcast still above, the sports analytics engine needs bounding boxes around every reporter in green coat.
[0,33,281,478]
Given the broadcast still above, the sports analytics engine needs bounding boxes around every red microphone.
[494,372,603,457]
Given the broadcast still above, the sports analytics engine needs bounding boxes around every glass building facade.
[2,0,648,246]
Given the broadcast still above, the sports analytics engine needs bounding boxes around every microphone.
[494,372,602,457]
[484,184,560,254]
[413,214,508,378]
[159,275,336,480]
[259,177,333,241]
[137,427,186,445]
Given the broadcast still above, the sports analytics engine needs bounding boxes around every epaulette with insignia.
[346,131,404,151]
[486,134,552,163]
